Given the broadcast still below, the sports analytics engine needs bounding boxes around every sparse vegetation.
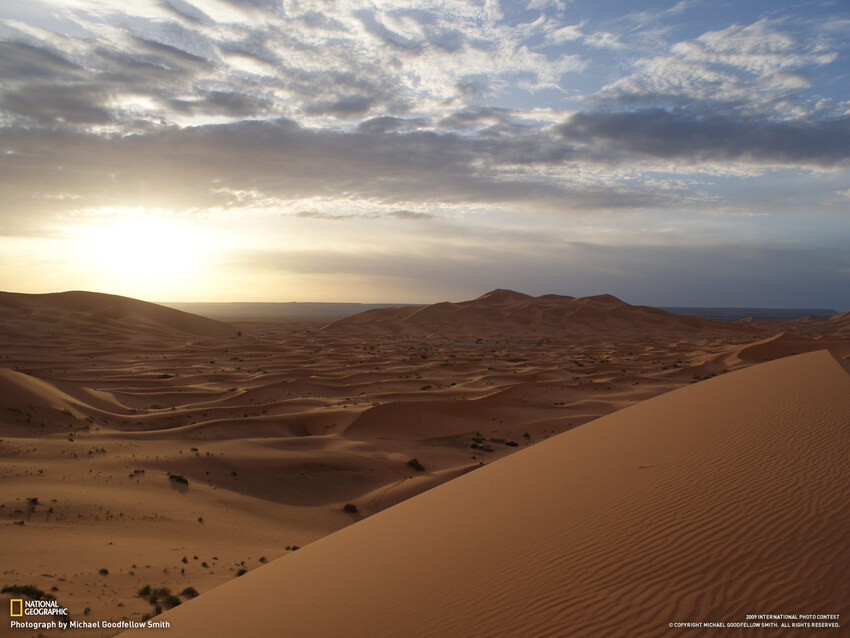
[148,587,171,604]
[406,458,426,472]
[343,503,358,513]
[180,587,199,599]
[167,472,189,486]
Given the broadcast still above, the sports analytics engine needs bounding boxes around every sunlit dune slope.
[146,349,850,638]
[0,290,236,338]
[323,288,743,338]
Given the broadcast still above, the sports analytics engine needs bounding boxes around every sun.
[69,209,217,300]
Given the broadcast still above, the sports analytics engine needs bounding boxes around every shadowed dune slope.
[144,349,850,638]
[323,288,740,338]
[0,290,236,337]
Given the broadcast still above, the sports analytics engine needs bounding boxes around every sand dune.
[723,331,850,368]
[0,291,236,338]
[142,350,850,637]
[323,289,734,338]
[2,290,848,636]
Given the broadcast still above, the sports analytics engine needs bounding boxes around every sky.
[0,0,848,308]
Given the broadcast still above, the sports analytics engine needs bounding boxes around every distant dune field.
[1,290,847,637]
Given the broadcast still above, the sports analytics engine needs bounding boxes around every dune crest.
[145,350,850,637]
[323,289,737,338]
[0,290,237,338]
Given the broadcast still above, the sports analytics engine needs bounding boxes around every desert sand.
[140,349,850,637]
[1,290,848,637]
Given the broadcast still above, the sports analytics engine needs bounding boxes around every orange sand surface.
[149,349,850,638]
[1,290,848,637]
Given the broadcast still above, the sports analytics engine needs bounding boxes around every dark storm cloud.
[559,108,850,167]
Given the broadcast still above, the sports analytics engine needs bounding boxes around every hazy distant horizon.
[162,297,846,319]
[2,286,846,314]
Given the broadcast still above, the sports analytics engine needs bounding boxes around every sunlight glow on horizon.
[62,209,223,301]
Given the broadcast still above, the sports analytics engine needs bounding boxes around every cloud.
[168,90,272,117]
[0,117,670,238]
[0,0,594,131]
[0,40,83,80]
[596,17,841,116]
[558,109,850,167]
[356,116,428,134]
[294,209,435,221]
[163,0,215,24]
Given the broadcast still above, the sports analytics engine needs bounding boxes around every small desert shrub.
[406,458,425,472]
[149,587,170,604]
[98,568,109,575]
[343,503,358,513]
[180,586,199,599]
[162,595,181,608]
[167,472,189,486]
[158,374,174,379]
[235,568,247,577]
[137,585,152,597]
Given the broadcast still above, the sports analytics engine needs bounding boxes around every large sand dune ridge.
[140,350,850,637]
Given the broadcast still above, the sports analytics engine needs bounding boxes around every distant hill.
[0,291,237,338]
[322,289,742,339]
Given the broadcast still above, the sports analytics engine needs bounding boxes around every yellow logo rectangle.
[10,599,23,616]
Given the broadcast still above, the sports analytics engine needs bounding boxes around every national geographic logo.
[9,598,68,617]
